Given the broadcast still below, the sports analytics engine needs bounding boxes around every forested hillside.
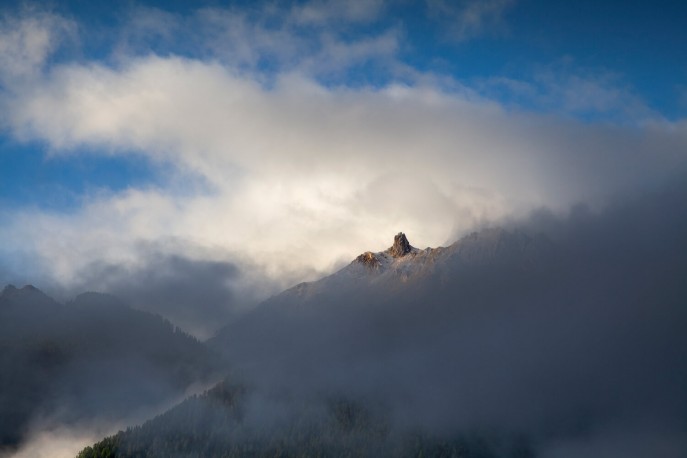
[79,379,534,458]
[0,286,221,452]
[79,183,687,457]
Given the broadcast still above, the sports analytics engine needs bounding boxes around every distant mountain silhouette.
[0,286,221,451]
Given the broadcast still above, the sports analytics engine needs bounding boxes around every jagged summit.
[387,232,413,258]
[352,232,422,271]
[223,226,551,323]
[353,232,414,268]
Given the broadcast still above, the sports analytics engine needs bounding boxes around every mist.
[203,175,687,457]
[6,174,686,457]
[67,248,272,340]
[0,287,223,458]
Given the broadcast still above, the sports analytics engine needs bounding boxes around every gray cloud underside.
[68,248,262,340]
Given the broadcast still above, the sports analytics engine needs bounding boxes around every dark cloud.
[206,174,687,456]
[70,249,262,340]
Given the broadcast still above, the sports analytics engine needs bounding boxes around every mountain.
[78,191,687,458]
[77,229,553,457]
[0,286,222,452]
[268,229,549,301]
[78,378,534,458]
[208,229,554,372]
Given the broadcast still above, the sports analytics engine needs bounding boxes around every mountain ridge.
[78,195,687,458]
[0,285,222,452]
[255,227,548,309]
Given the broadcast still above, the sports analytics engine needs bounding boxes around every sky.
[0,0,686,324]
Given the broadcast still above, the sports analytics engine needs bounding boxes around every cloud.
[479,59,658,122]
[68,246,267,339]
[0,6,75,88]
[289,0,387,25]
[426,0,516,41]
[7,427,102,458]
[108,3,401,83]
[2,51,686,291]
[0,5,685,456]
[0,4,686,313]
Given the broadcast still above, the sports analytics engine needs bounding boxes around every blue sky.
[3,0,686,210]
[0,0,686,290]
[48,0,687,111]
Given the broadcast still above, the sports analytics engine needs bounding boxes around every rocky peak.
[388,232,412,258]
[355,251,381,269]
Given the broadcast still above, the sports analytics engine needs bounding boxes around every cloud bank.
[0,3,685,334]
[207,176,687,457]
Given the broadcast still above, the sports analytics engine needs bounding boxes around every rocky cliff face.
[355,251,382,269]
[386,232,413,258]
[353,232,416,271]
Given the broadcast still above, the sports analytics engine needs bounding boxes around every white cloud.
[0,6,685,294]
[10,428,101,458]
[3,54,686,288]
[478,60,658,122]
[108,4,401,83]
[0,7,75,88]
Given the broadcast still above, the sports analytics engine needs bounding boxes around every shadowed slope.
[0,286,221,452]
